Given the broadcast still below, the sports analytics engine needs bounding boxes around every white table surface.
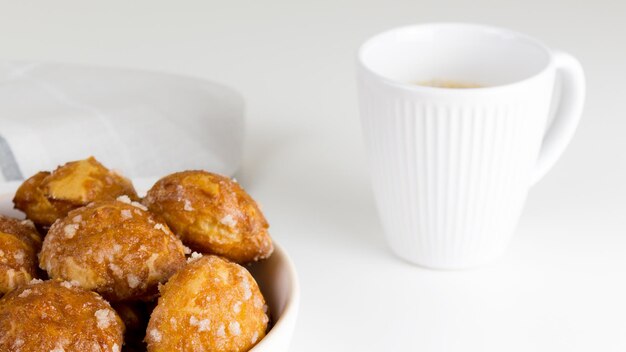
[1,1,625,351]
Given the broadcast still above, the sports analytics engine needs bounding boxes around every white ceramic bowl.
[0,186,299,351]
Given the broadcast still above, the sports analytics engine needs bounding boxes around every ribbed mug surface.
[359,76,553,268]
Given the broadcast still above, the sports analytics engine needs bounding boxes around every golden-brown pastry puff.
[13,157,138,227]
[0,279,124,351]
[146,255,269,352]
[143,171,273,264]
[39,198,186,302]
[0,215,41,295]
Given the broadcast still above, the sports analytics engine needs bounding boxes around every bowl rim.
[250,241,300,350]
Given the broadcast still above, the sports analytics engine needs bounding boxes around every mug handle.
[531,50,586,185]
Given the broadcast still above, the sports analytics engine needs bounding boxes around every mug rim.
[357,22,554,93]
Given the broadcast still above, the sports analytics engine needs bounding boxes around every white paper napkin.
[0,61,245,182]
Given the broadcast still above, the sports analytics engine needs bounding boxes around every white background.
[1,1,625,351]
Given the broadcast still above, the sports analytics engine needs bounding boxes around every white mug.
[357,23,585,269]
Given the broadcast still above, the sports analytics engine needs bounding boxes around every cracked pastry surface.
[0,279,124,352]
[146,255,269,352]
[143,171,273,264]
[39,198,186,302]
[13,157,138,227]
[0,215,41,295]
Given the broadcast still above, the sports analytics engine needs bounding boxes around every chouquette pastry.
[13,157,138,228]
[39,198,187,302]
[146,255,269,352]
[0,215,41,295]
[0,279,124,352]
[13,171,75,228]
[143,171,273,264]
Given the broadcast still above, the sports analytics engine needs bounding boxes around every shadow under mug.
[357,23,585,269]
